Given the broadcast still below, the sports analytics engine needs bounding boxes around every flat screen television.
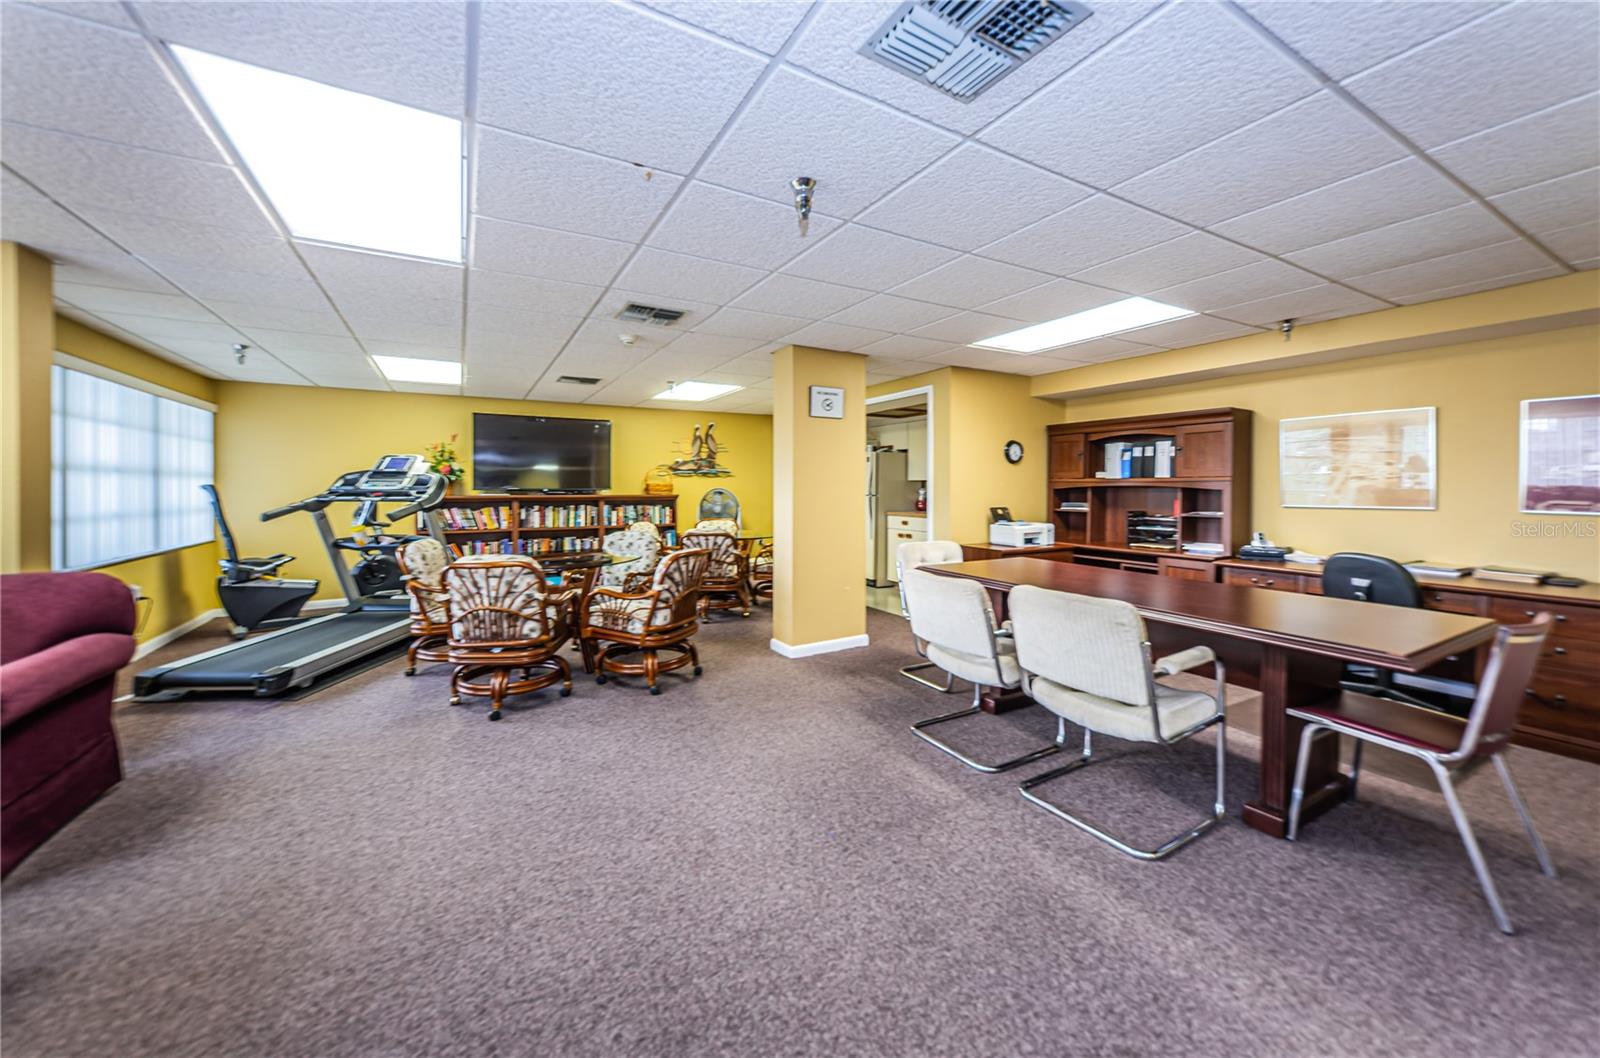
[472,413,611,493]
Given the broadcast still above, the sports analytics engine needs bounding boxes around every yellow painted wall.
[1058,324,1600,580]
[215,382,773,601]
[773,345,866,648]
[869,366,1064,545]
[2,242,54,572]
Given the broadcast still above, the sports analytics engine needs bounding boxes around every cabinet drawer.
[1488,599,1600,641]
[887,515,927,531]
[1222,568,1303,592]
[1422,589,1489,616]
[1518,668,1600,742]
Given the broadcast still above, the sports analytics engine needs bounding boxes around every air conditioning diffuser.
[861,0,1094,101]
[615,303,685,326]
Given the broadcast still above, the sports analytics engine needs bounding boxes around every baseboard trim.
[133,608,224,660]
[769,634,870,659]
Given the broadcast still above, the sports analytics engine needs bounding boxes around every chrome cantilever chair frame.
[1018,649,1228,861]
[895,564,952,693]
[909,624,1063,774]
[1286,617,1556,935]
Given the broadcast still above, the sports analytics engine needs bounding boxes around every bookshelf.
[1047,409,1250,569]
[436,493,677,558]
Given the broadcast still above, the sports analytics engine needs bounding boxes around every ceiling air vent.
[861,0,1093,101]
[555,375,602,386]
[615,302,686,326]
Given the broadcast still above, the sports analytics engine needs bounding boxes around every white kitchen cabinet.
[904,419,928,480]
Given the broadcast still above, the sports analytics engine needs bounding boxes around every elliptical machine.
[202,484,320,638]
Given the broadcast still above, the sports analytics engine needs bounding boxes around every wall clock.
[1004,440,1024,464]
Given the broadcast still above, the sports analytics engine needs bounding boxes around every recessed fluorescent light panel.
[173,46,464,262]
[653,381,743,402]
[373,356,461,385]
[971,297,1196,354]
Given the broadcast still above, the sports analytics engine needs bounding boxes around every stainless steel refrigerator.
[866,447,921,588]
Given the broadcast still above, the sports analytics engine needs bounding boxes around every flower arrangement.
[424,434,463,484]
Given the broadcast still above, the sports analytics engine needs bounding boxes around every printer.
[989,521,1056,548]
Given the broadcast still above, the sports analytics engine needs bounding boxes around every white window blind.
[51,363,215,570]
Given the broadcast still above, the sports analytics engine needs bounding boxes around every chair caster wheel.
[741,611,750,618]
[649,685,662,695]
[596,674,608,684]
[693,665,703,676]
[449,696,461,705]
[560,686,571,697]
[404,669,416,677]
[488,710,502,721]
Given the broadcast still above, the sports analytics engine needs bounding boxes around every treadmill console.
[355,454,424,491]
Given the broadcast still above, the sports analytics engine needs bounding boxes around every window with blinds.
[51,364,215,570]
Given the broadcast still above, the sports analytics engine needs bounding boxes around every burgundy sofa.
[2,572,136,876]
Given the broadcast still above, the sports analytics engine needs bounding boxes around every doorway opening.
[865,386,934,617]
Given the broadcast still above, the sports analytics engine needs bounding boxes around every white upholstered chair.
[1007,585,1228,860]
[895,539,963,691]
[900,568,1062,773]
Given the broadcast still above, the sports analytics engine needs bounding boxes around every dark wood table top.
[926,558,1499,672]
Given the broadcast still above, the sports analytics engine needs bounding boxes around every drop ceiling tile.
[51,252,179,295]
[1118,315,1263,349]
[476,127,682,242]
[464,378,539,400]
[855,143,1091,252]
[1069,232,1262,295]
[1286,203,1515,280]
[205,298,351,336]
[731,273,871,317]
[76,209,308,276]
[1345,239,1558,301]
[695,307,810,341]
[2,5,219,159]
[910,311,1023,345]
[26,2,139,29]
[466,304,582,347]
[786,0,1157,137]
[468,269,602,318]
[1388,265,1566,306]
[1537,221,1600,267]
[863,356,930,378]
[363,339,461,363]
[918,346,1069,373]
[2,123,274,235]
[1112,92,1407,227]
[981,2,1314,187]
[660,331,766,362]
[1049,337,1160,363]
[890,256,1054,311]
[1210,283,1388,328]
[90,313,250,344]
[465,330,569,365]
[591,288,722,329]
[344,316,461,347]
[1343,2,1600,149]
[978,195,1189,276]
[1430,93,1600,198]
[53,282,214,320]
[296,362,388,389]
[134,0,467,115]
[1,170,123,257]
[698,66,959,218]
[649,182,842,271]
[1150,258,1326,313]
[471,216,632,286]
[529,378,612,403]
[998,354,1100,376]
[565,318,675,357]
[613,248,766,305]
[784,321,893,352]
[718,350,780,376]
[781,225,961,289]
[1211,158,1469,255]
[977,277,1128,324]
[639,1,811,54]
[826,294,957,333]
[478,1,765,173]
[1489,168,1600,236]
[1237,1,1498,81]
[299,243,463,302]
[159,266,328,309]
[858,334,962,360]
[242,329,364,358]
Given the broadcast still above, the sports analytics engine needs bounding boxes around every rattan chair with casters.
[581,548,710,694]
[398,537,451,676]
[749,541,773,603]
[599,526,662,590]
[693,517,740,535]
[1008,585,1228,861]
[628,520,663,544]
[896,540,963,691]
[681,529,749,618]
[443,556,579,721]
[1288,614,1556,935]
[902,569,1062,773]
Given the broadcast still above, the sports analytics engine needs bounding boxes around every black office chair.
[1323,553,1475,712]
[202,484,319,637]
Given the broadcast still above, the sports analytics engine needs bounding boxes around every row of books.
[438,506,514,530]
[521,504,602,528]
[445,536,603,558]
[1097,438,1178,479]
[604,504,676,527]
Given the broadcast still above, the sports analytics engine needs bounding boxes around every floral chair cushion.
[586,548,709,634]
[681,530,740,579]
[445,557,567,643]
[694,518,740,536]
[400,537,450,623]
[628,520,662,542]
[600,528,661,589]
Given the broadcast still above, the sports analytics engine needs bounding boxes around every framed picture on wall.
[1279,406,1437,510]
[1519,394,1600,515]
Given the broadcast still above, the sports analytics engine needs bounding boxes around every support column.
[1,241,54,572]
[771,344,867,657]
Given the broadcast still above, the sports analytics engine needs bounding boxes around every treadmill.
[134,455,447,699]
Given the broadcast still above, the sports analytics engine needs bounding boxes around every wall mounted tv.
[472,413,612,493]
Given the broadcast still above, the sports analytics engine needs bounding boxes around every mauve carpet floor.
[5,608,1598,1058]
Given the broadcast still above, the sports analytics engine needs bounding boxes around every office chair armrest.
[1153,645,1216,676]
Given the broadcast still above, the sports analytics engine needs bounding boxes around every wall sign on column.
[809,385,844,419]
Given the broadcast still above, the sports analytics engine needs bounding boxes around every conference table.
[924,558,1500,839]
